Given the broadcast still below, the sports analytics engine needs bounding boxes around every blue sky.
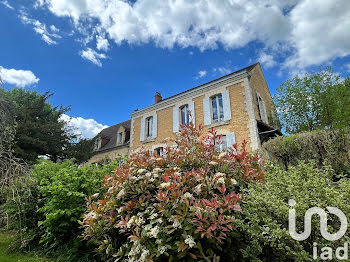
[1,0,350,138]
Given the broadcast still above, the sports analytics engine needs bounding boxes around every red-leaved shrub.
[82,122,263,261]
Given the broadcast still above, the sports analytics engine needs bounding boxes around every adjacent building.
[88,120,131,163]
[89,63,281,163]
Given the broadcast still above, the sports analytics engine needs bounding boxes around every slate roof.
[94,119,131,153]
[132,63,259,115]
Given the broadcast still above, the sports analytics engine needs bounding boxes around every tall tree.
[274,67,350,134]
[64,138,96,164]
[2,87,76,163]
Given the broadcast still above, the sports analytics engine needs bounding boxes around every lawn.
[0,230,48,262]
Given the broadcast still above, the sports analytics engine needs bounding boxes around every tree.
[274,67,350,134]
[1,87,76,164]
[64,138,96,164]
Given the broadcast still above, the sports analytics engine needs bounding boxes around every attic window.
[117,132,123,144]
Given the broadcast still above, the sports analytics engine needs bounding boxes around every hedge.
[263,129,350,175]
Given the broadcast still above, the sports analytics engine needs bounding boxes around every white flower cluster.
[183,192,193,199]
[128,241,149,262]
[172,219,182,229]
[184,235,196,248]
[146,225,159,238]
[157,246,167,254]
[160,182,171,188]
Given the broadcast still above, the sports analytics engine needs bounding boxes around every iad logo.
[288,199,348,260]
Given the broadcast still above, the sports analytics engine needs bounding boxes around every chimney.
[154,92,162,104]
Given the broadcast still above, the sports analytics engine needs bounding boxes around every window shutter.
[188,101,195,125]
[203,97,211,126]
[140,117,145,142]
[226,132,236,149]
[152,114,157,138]
[262,100,268,124]
[222,90,232,121]
[173,106,179,133]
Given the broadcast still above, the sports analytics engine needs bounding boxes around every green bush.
[263,129,350,175]
[1,158,124,261]
[233,162,350,261]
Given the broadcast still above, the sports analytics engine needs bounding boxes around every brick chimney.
[154,92,162,104]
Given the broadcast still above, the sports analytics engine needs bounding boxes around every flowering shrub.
[82,122,263,261]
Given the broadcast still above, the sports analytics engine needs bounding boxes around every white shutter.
[222,90,232,121]
[152,114,157,138]
[203,97,211,126]
[140,117,145,141]
[262,100,268,124]
[226,132,236,149]
[188,101,195,125]
[173,106,179,133]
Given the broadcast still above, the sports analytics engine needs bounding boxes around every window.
[214,135,227,152]
[146,116,153,138]
[211,94,224,122]
[155,147,164,156]
[180,104,190,125]
[94,138,100,150]
[257,93,268,123]
[117,132,123,144]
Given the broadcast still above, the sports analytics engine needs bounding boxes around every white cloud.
[20,12,61,45]
[1,0,14,9]
[195,70,207,79]
[60,114,108,139]
[213,66,232,76]
[35,0,350,71]
[0,66,39,86]
[96,35,109,51]
[80,48,107,66]
[346,64,350,73]
[258,51,277,69]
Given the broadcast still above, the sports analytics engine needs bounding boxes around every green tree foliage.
[274,67,350,134]
[1,87,76,164]
[64,138,96,164]
[234,162,350,261]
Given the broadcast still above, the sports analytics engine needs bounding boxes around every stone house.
[88,120,131,163]
[89,63,281,163]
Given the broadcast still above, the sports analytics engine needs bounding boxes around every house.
[130,62,281,153]
[88,120,131,163]
[89,62,281,163]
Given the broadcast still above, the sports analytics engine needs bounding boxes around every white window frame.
[117,132,123,144]
[214,135,227,152]
[180,104,190,125]
[145,116,153,138]
[211,94,224,122]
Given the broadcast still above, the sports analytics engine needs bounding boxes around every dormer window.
[180,104,190,125]
[94,138,100,150]
[211,94,224,122]
[117,132,123,144]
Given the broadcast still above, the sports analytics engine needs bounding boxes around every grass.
[0,230,49,262]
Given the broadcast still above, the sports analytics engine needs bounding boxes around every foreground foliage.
[0,230,49,262]
[1,159,122,261]
[235,162,350,261]
[82,123,263,261]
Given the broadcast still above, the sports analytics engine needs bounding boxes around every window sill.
[142,138,155,144]
[207,120,230,128]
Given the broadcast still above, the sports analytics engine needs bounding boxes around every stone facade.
[130,63,277,153]
[88,63,280,163]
